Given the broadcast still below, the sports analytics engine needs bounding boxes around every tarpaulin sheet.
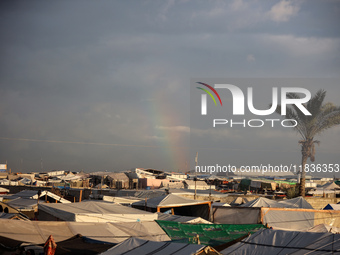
[156,220,265,246]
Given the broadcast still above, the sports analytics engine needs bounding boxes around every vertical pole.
[194,152,198,200]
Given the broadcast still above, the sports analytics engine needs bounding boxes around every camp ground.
[1,175,340,254]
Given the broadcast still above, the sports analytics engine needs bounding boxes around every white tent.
[221,228,340,254]
[0,219,170,244]
[99,237,220,255]
[38,201,157,222]
[240,196,313,209]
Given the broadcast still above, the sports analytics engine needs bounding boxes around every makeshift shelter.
[221,228,340,254]
[307,224,340,233]
[156,220,265,247]
[4,189,70,203]
[308,182,340,196]
[323,204,340,210]
[213,199,340,230]
[184,180,210,190]
[320,182,340,190]
[0,187,9,194]
[131,194,211,220]
[0,219,170,245]
[230,197,249,205]
[0,212,29,221]
[98,237,220,255]
[240,196,313,209]
[38,201,157,222]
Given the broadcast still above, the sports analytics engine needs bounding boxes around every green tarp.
[156,220,265,246]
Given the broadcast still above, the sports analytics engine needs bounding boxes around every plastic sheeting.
[213,207,261,224]
[213,206,340,230]
[221,228,340,254]
[99,237,220,255]
[156,220,265,246]
[132,194,209,208]
[324,204,340,210]
[0,219,170,245]
[38,201,157,222]
[240,197,313,209]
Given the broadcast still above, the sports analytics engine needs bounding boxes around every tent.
[131,194,211,220]
[323,204,340,210]
[240,196,313,209]
[4,189,70,203]
[0,219,170,245]
[0,187,10,194]
[98,237,220,255]
[156,220,265,247]
[38,201,157,222]
[307,224,340,233]
[320,182,340,190]
[221,228,340,254]
[230,197,250,205]
[308,182,340,196]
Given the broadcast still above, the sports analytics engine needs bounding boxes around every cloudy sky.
[0,0,339,174]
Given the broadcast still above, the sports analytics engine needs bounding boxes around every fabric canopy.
[240,197,313,209]
[323,204,340,210]
[39,201,157,222]
[221,228,340,254]
[156,220,265,247]
[0,219,170,245]
[132,194,210,209]
[99,237,220,255]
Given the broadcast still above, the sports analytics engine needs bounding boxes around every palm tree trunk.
[299,153,308,197]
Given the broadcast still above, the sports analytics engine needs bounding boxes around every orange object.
[44,235,57,255]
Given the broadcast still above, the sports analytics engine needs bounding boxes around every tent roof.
[7,197,45,209]
[98,237,217,255]
[240,197,313,209]
[0,187,9,193]
[39,201,156,221]
[0,219,170,245]
[230,197,250,205]
[132,194,210,209]
[156,220,265,247]
[4,190,70,203]
[320,182,340,190]
[323,204,340,210]
[307,224,340,233]
[221,228,340,254]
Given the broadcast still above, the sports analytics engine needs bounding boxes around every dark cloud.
[0,0,339,174]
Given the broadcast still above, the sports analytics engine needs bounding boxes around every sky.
[0,0,339,174]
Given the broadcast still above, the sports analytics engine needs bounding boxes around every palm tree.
[275,90,340,196]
